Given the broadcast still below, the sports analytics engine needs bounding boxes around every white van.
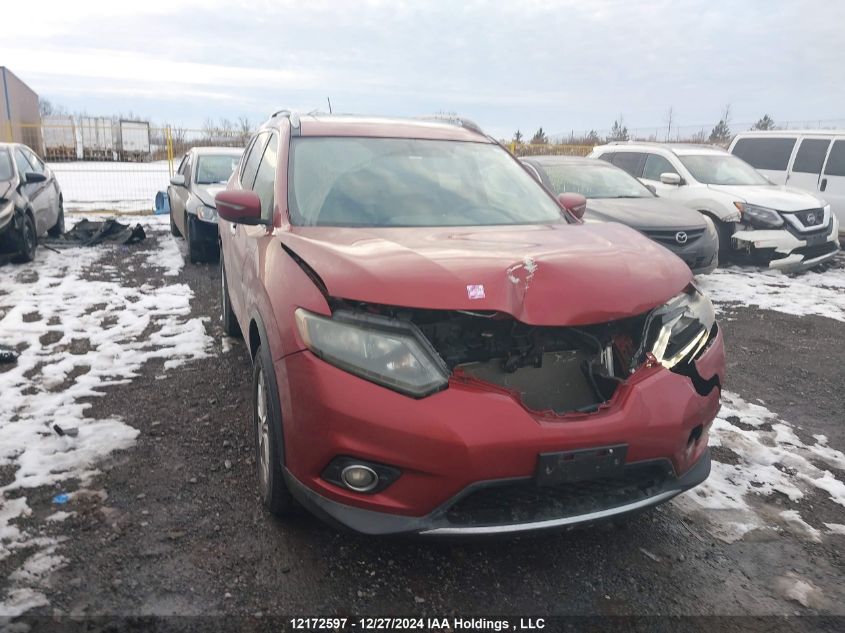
[729,130,845,240]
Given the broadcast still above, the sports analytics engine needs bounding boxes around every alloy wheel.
[256,368,271,497]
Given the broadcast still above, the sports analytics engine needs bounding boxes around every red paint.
[557,192,587,219]
[215,190,263,225]
[220,114,725,528]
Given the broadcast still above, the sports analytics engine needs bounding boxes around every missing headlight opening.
[318,286,718,412]
[323,300,642,413]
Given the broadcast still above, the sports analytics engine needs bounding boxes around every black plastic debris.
[53,219,146,247]
[53,424,79,437]
[0,346,18,364]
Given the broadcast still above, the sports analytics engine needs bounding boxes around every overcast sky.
[4,0,844,139]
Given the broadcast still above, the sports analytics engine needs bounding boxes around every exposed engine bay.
[328,299,669,414]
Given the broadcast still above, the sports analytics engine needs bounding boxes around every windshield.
[538,162,654,199]
[679,154,770,186]
[288,137,565,227]
[0,150,12,182]
[195,154,241,185]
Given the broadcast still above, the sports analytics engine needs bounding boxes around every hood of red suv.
[282,222,690,325]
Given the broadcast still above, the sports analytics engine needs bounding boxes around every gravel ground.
[1,223,843,631]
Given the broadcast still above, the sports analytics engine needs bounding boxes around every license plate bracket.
[536,445,628,487]
[804,232,827,246]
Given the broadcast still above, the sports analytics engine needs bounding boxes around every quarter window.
[240,132,269,189]
[253,134,278,221]
[731,137,796,171]
[642,154,678,180]
[14,149,35,178]
[23,149,45,174]
[823,140,845,177]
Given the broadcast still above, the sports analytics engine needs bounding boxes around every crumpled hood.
[707,184,825,211]
[586,197,705,230]
[195,184,227,207]
[281,222,691,325]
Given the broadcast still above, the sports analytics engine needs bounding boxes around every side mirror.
[216,190,264,225]
[557,192,587,220]
[169,174,186,187]
[660,172,682,186]
[24,171,47,184]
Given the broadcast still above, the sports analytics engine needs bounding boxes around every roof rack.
[416,114,484,135]
[270,108,300,129]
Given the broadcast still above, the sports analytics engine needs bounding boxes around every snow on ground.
[675,390,845,543]
[697,256,845,321]
[49,161,171,213]
[0,215,211,614]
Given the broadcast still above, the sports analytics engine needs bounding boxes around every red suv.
[216,113,725,536]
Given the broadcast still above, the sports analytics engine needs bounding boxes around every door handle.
[229,223,237,235]
[820,178,828,192]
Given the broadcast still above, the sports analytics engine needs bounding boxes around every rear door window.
[732,137,796,171]
[791,139,830,175]
[610,152,646,177]
[642,154,678,180]
[823,140,845,177]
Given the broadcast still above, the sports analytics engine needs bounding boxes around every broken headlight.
[646,286,716,369]
[294,309,449,398]
[734,202,784,229]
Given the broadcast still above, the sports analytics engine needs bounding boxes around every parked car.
[521,156,718,274]
[168,147,244,262]
[589,142,840,272]
[214,112,725,536]
[729,130,845,242]
[0,142,64,263]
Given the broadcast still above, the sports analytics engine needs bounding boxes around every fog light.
[341,465,379,492]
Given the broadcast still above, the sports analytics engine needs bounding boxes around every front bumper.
[732,216,840,272]
[276,325,725,536]
[189,212,220,244]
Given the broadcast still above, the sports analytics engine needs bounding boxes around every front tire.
[47,198,65,237]
[220,251,241,337]
[169,203,180,237]
[710,215,735,262]
[253,345,294,517]
[12,213,37,263]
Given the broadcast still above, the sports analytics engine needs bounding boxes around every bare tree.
[238,116,253,144]
[665,106,674,141]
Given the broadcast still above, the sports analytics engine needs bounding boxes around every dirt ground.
[1,225,843,632]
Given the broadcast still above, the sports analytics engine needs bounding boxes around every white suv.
[589,142,840,272]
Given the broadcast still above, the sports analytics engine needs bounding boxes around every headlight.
[196,205,218,222]
[734,202,783,229]
[294,309,449,397]
[645,286,716,370]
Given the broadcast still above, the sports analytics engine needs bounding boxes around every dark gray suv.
[522,156,719,274]
[0,143,64,263]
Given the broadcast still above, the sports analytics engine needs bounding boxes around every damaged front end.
[294,284,720,415]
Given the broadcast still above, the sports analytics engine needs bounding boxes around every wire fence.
[3,122,248,213]
[4,117,845,213]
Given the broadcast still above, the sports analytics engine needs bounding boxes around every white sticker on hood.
[467,284,486,300]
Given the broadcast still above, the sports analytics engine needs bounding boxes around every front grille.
[444,462,672,527]
[642,228,705,247]
[790,207,825,228]
[795,241,838,261]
